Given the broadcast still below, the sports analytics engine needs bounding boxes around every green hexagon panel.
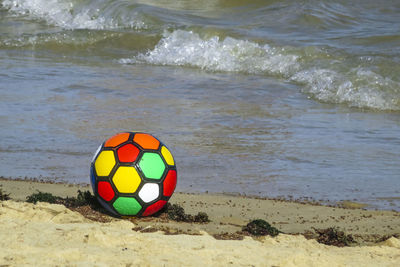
[113,197,142,216]
[138,152,166,180]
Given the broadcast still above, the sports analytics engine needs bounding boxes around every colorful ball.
[90,132,177,217]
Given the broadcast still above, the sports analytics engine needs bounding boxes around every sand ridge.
[1,178,400,244]
[1,200,399,266]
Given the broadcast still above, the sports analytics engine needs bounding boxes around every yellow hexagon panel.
[94,150,116,176]
[161,146,175,166]
[112,166,141,193]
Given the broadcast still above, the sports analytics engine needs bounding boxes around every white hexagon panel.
[138,183,160,203]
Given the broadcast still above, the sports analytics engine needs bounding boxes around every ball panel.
[133,133,160,150]
[138,183,160,203]
[92,144,103,162]
[113,197,142,216]
[92,132,177,217]
[161,146,175,166]
[97,181,115,201]
[138,152,165,180]
[97,197,119,216]
[90,166,96,192]
[163,170,177,197]
[112,166,141,193]
[104,132,130,148]
[117,143,140,163]
[94,151,116,176]
[141,200,167,217]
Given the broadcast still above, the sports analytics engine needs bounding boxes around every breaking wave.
[3,0,399,110]
[2,0,146,29]
[121,30,400,110]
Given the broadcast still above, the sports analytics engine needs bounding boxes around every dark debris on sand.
[213,232,244,240]
[312,227,355,247]
[19,190,383,247]
[24,191,212,224]
[25,190,112,223]
[242,219,281,237]
[26,191,59,204]
[213,219,282,240]
[26,190,97,207]
[165,203,210,223]
[0,185,11,201]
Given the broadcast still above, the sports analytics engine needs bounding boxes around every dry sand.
[1,178,400,266]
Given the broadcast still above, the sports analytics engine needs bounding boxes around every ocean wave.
[291,68,400,110]
[122,30,300,76]
[0,31,110,48]
[121,30,400,111]
[2,0,146,30]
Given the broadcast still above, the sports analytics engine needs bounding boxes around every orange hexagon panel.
[133,133,160,150]
[104,132,130,148]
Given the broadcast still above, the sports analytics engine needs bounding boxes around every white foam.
[2,0,145,30]
[128,30,300,76]
[292,68,400,110]
[121,30,400,110]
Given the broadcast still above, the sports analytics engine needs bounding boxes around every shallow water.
[1,0,399,210]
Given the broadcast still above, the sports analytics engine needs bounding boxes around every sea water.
[1,0,399,210]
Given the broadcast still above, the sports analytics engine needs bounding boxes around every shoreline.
[1,177,400,266]
[1,177,399,244]
[0,176,383,210]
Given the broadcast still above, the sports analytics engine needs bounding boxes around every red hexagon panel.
[98,181,115,202]
[163,170,177,197]
[117,143,140,163]
[141,200,167,216]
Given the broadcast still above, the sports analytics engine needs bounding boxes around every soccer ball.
[90,132,177,217]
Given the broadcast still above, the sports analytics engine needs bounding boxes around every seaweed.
[213,232,244,240]
[24,191,210,224]
[313,227,355,247]
[194,212,210,223]
[25,190,111,222]
[166,203,210,223]
[62,190,99,208]
[243,219,280,237]
[26,191,59,204]
[26,190,98,207]
[0,185,11,201]
[166,203,187,221]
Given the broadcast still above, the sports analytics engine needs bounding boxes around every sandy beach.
[2,0,400,266]
[0,178,399,266]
